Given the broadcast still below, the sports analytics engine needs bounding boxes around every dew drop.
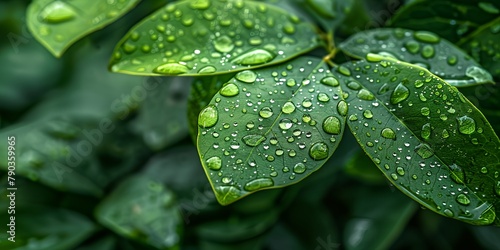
[220,83,239,97]
[301,99,313,108]
[396,167,405,176]
[40,1,76,23]
[282,101,296,114]
[317,92,330,102]
[198,105,218,128]
[404,41,420,54]
[190,0,211,10]
[154,63,189,75]
[338,66,351,76]
[309,142,329,160]
[242,134,266,147]
[357,89,375,101]
[381,128,396,140]
[390,83,410,104]
[421,123,431,139]
[243,178,274,191]
[320,76,339,87]
[443,209,454,217]
[231,49,276,65]
[465,66,493,83]
[259,107,273,118]
[337,101,348,116]
[415,143,434,159]
[447,55,458,65]
[322,116,341,135]
[457,116,476,134]
[421,45,435,58]
[456,193,471,205]
[213,35,234,53]
[279,119,293,130]
[421,107,430,116]
[206,156,222,170]
[363,110,373,119]
[198,65,217,74]
[235,70,257,83]
[414,31,440,43]
[293,163,306,174]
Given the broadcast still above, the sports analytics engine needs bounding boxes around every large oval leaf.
[197,57,346,205]
[27,0,140,57]
[336,55,500,225]
[339,28,494,87]
[109,0,320,76]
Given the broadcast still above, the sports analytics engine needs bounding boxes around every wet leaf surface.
[109,0,320,76]
[197,57,345,205]
[27,0,141,57]
[337,55,500,225]
[339,28,494,87]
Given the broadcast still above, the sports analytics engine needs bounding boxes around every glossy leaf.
[339,28,494,87]
[95,175,182,249]
[197,57,346,205]
[337,55,500,226]
[27,0,141,57]
[0,207,96,250]
[109,0,320,76]
[460,17,500,79]
[388,0,500,42]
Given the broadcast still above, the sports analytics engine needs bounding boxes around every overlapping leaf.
[339,28,494,87]
[109,0,320,76]
[337,55,500,225]
[460,17,500,79]
[95,175,182,249]
[197,57,346,205]
[27,0,140,57]
[387,0,500,42]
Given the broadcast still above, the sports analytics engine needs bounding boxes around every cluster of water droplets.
[196,58,345,204]
[340,28,493,86]
[110,0,317,75]
[337,58,498,225]
[35,0,135,45]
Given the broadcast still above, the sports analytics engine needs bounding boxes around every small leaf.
[460,17,500,79]
[95,175,182,249]
[109,0,320,76]
[337,56,500,226]
[27,0,141,57]
[339,28,494,86]
[197,57,346,205]
[387,0,500,42]
[0,207,96,250]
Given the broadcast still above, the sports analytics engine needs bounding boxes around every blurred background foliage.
[0,0,499,249]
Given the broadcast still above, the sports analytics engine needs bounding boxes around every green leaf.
[27,0,141,57]
[339,28,494,87]
[197,57,346,205]
[0,119,107,197]
[345,150,386,184]
[95,175,182,249]
[109,0,320,76]
[131,77,191,151]
[336,55,500,226]
[459,17,500,79]
[344,188,417,250]
[188,75,232,142]
[0,207,96,250]
[387,0,500,42]
[297,0,355,32]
